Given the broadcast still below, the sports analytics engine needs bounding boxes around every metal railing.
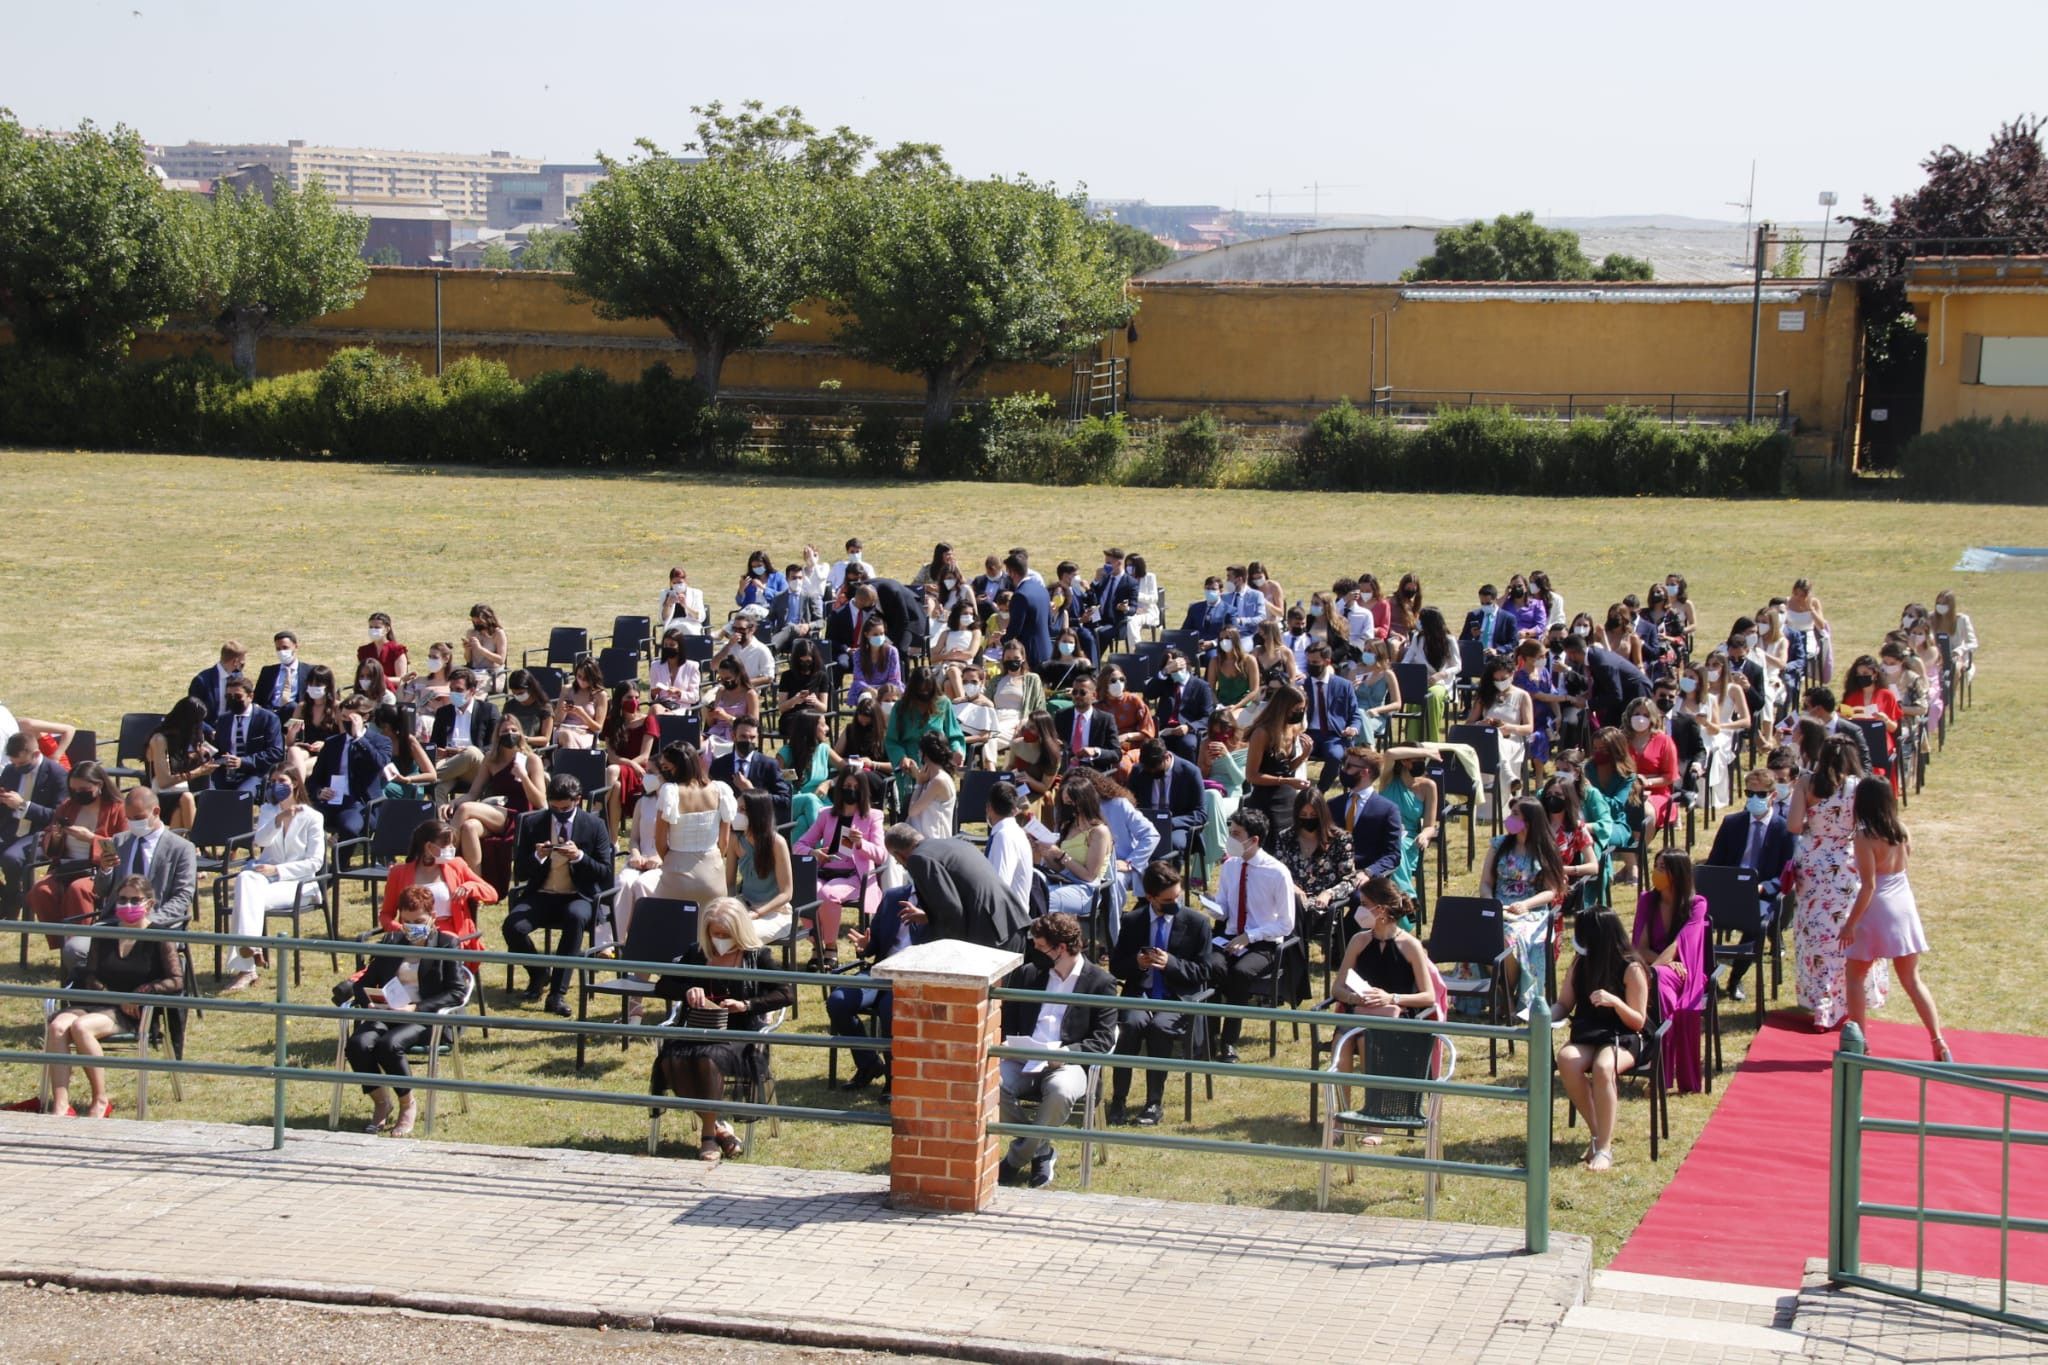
[988,987,1553,1253]
[0,921,890,1149]
[1367,386,1791,429]
[1828,1022,2048,1333]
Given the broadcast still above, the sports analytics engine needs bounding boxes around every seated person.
[308,695,393,839]
[653,896,794,1164]
[1704,766,1795,1001]
[281,664,343,784]
[222,763,327,993]
[25,761,126,949]
[997,912,1119,1188]
[343,884,468,1139]
[1127,739,1204,864]
[1107,862,1214,1126]
[427,668,499,801]
[42,874,182,1119]
[791,772,885,970]
[463,604,510,694]
[255,631,307,717]
[206,672,284,797]
[379,817,495,945]
[710,715,792,826]
[500,670,557,748]
[144,698,210,830]
[0,731,65,920]
[1097,663,1155,779]
[1555,904,1652,1173]
[1146,647,1213,764]
[1210,808,1299,1062]
[502,774,614,1017]
[728,788,795,944]
[1039,628,1094,694]
[1276,788,1355,936]
[446,716,544,869]
[650,632,703,715]
[1037,778,1116,923]
[715,613,776,691]
[1061,677,1120,774]
[1326,876,1435,1116]
[949,663,1000,767]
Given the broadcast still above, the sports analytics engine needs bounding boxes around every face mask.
[434,846,455,865]
[263,780,292,806]
[1631,714,1653,732]
[428,655,447,670]
[1170,669,1190,685]
[866,634,885,648]
[1655,697,1675,713]
[403,920,432,942]
[1746,632,1761,648]
[277,649,295,665]
[711,935,737,955]
[731,809,750,832]
[963,683,983,699]
[1774,781,1792,801]
[733,740,754,758]
[359,676,378,691]
[1058,641,1076,656]
[751,564,767,577]
[1651,869,1673,894]
[126,817,153,836]
[1250,576,1265,588]
[114,902,150,927]
[1004,658,1023,673]
[1106,680,1125,698]
[367,626,385,641]
[305,685,327,701]
[1204,589,1221,605]
[1308,603,1322,617]
[449,690,469,709]
[1677,677,1697,695]
[1355,906,1375,931]
[226,696,249,715]
[499,733,520,749]
[1504,814,1526,836]
[1745,794,1770,818]
[1883,663,1903,678]
[1705,667,1721,681]
[942,576,957,590]
[1224,833,1247,858]
[1223,639,1239,654]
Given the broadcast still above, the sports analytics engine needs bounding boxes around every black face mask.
[1656,697,1675,713]
[734,741,755,758]
[1004,658,1023,673]
[70,788,95,802]
[226,697,249,715]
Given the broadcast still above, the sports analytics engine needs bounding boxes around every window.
[1968,335,2048,387]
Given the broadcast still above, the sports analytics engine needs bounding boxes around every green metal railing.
[0,920,891,1148]
[988,986,1552,1253]
[1828,1022,2048,1333]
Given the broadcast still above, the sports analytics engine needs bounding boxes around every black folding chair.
[1446,722,1505,841]
[1434,758,1480,894]
[333,799,434,927]
[548,746,615,817]
[1559,988,1673,1160]
[596,646,642,689]
[1697,862,1774,1028]
[103,712,165,784]
[522,626,590,671]
[1390,663,1433,744]
[1426,895,1509,1076]
[604,614,655,660]
[651,711,701,751]
[577,897,698,1071]
[952,768,1002,844]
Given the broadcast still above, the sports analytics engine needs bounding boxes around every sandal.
[698,1136,723,1164]
[389,1100,418,1139]
[85,1099,115,1120]
[713,1122,744,1161]
[1933,1036,1953,1063]
[1587,1147,1614,1173]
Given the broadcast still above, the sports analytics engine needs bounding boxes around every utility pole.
[1816,190,1837,278]
[1746,222,1769,423]
[1727,160,1756,263]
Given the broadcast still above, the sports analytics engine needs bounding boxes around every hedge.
[1897,417,2048,503]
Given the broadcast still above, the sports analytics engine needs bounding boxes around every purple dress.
[1848,869,1928,960]
[1634,891,1709,1094]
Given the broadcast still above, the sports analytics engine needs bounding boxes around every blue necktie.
[120,835,146,884]
[1148,913,1170,999]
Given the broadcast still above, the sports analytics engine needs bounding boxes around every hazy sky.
[8,0,2041,223]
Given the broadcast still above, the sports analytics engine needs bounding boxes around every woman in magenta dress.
[1633,849,1710,1094]
[1621,697,1680,834]
[791,769,885,970]
[1839,778,1948,1060]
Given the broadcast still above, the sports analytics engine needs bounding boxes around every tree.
[0,109,187,362]
[180,177,369,378]
[478,240,514,270]
[518,227,574,271]
[827,173,1136,456]
[366,244,402,266]
[566,102,863,405]
[1097,219,1173,276]
[1402,211,1654,282]
[1768,229,1807,280]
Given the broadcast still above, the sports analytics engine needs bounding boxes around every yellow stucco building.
[1908,255,2048,431]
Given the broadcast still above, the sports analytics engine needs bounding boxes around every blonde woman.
[653,896,794,1163]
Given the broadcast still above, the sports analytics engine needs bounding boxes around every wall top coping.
[873,940,1024,988]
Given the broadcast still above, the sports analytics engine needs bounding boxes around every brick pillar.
[873,939,1023,1213]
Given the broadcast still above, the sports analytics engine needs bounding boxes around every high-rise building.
[147,140,540,220]
[486,163,610,229]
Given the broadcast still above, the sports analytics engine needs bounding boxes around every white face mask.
[434,847,455,864]
[711,935,737,956]
[1250,576,1265,588]
[125,817,153,836]
[1746,632,1761,648]
[1224,833,1247,859]
[943,577,957,590]
[367,625,385,641]
[277,649,295,665]
[1106,680,1125,698]
[1705,667,1721,681]
[1677,677,1697,695]
[963,683,983,699]
[305,685,327,700]
[732,810,750,833]
[1570,934,1585,956]
[1630,714,1652,732]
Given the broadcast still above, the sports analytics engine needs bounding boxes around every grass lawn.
[2,449,2044,1262]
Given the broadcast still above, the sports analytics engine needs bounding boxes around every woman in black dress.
[655,897,795,1164]
[1326,875,1436,1125]
[1555,903,1651,1173]
[1242,681,1311,846]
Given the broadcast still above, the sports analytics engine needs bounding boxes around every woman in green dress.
[1580,728,1641,884]
[1376,745,1439,897]
[778,706,838,843]
[1198,711,1248,873]
[1207,626,1259,716]
[883,667,964,808]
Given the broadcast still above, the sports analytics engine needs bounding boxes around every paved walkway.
[0,1113,1590,1364]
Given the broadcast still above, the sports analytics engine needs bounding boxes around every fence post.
[1828,1021,1868,1280]
[874,940,1024,1213]
[272,943,291,1151]
[1525,997,1552,1254]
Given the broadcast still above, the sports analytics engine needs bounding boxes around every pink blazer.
[794,808,884,914]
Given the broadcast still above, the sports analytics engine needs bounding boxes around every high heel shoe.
[1933,1037,1953,1063]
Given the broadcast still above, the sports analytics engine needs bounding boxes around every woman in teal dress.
[883,668,965,808]
[778,707,839,843]
[1376,745,1438,897]
[1199,713,1248,872]
[1581,728,1641,884]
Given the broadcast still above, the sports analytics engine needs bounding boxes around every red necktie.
[1233,859,1249,936]
[1073,710,1088,754]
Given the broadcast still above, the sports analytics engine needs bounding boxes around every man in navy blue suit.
[206,673,284,796]
[1705,766,1797,1000]
[1002,551,1055,668]
[1146,647,1213,763]
[1087,548,1141,657]
[827,881,931,1095]
[708,715,792,824]
[187,640,248,727]
[0,732,66,919]
[1299,641,1358,789]
[1334,748,1407,882]
[1563,634,1650,728]
[308,696,392,839]
[1461,585,1519,651]
[1128,739,1205,863]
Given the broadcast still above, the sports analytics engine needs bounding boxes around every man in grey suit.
[883,825,1028,953]
[66,788,196,978]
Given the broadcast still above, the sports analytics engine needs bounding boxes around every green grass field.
[3,449,2044,1261]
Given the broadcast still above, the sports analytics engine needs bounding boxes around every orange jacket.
[379,856,497,946]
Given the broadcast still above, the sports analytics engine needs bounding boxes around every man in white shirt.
[983,781,1034,908]
[1210,808,1297,1062]
[715,615,776,689]
[996,913,1118,1189]
[827,537,868,595]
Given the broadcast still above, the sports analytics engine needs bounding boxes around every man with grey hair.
[883,823,1027,952]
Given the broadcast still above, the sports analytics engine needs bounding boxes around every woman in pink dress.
[1620,698,1680,835]
[792,770,885,971]
[1839,777,1948,1060]
[1633,850,1710,1094]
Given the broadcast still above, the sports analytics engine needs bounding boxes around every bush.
[1123,411,1226,487]
[1898,417,2048,503]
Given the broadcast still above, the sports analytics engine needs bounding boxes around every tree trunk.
[230,311,263,381]
[689,336,727,405]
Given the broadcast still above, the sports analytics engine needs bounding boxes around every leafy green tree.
[180,177,369,378]
[828,173,1136,456]
[1098,219,1173,276]
[1768,229,1808,280]
[478,240,515,270]
[366,244,402,266]
[518,227,574,271]
[0,109,187,361]
[1403,211,1653,282]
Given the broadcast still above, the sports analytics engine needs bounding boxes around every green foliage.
[1769,229,1807,280]
[849,411,912,476]
[0,109,188,361]
[179,176,370,376]
[517,228,574,271]
[1124,411,1226,487]
[1897,417,2048,502]
[478,241,514,270]
[366,245,402,266]
[1096,219,1174,276]
[1403,211,1654,283]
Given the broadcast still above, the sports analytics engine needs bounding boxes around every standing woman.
[463,604,509,694]
[1791,735,1885,1030]
[1477,796,1566,1020]
[1242,681,1311,848]
[1399,607,1459,742]
[1555,905,1651,1173]
[1632,850,1710,1094]
[448,716,544,869]
[654,741,737,909]
[358,612,410,687]
[1839,778,1947,1060]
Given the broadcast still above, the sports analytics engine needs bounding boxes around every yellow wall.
[122,266,1861,439]
[1910,278,2048,430]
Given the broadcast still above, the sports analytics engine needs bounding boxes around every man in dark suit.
[1652,676,1706,792]
[1460,586,1518,651]
[708,715,792,824]
[427,668,499,801]
[1060,677,1121,773]
[1299,642,1359,789]
[1725,628,1770,732]
[858,578,924,659]
[1334,748,1407,882]
[1564,635,1650,728]
[822,578,866,667]
[502,774,615,1015]
[187,640,248,727]
[1087,553,1140,658]
[1705,767,1797,1000]
[207,673,284,796]
[997,911,1119,1188]
[1128,740,1204,864]
[1146,647,1214,763]
[1106,862,1213,1126]
[307,696,392,839]
[885,825,1028,951]
[68,788,197,978]
[253,631,306,718]
[827,883,931,1095]
[1002,552,1055,669]
[0,732,65,919]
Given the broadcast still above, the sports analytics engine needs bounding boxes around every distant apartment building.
[148,140,539,220]
[486,163,608,229]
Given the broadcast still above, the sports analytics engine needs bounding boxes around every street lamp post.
[1817,191,1837,278]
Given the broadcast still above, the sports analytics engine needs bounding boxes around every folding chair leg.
[423,1025,442,1136]
[329,1023,347,1130]
[135,1010,152,1122]
[452,1027,469,1115]
[648,1110,662,1156]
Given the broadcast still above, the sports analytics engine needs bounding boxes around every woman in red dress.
[1620,697,1680,834]
[601,680,655,834]
[357,611,411,685]
[1839,653,1902,791]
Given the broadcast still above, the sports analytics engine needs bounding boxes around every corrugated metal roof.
[1400,287,1807,304]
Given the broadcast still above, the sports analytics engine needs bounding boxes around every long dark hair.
[407,818,452,865]
[1809,734,1861,802]
[1795,716,1828,770]
[1417,606,1454,670]
[783,706,825,773]
[829,767,872,817]
[1485,796,1566,900]
[67,760,120,808]
[1569,905,1640,1006]
[1542,773,1585,833]
[740,789,779,879]
[158,696,208,752]
[1477,653,1514,710]
[658,741,705,787]
[1649,849,1695,946]
[1853,777,1909,846]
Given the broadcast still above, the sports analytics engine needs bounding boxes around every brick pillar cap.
[873,940,1024,987]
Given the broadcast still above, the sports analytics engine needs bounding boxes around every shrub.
[1124,411,1226,487]
[1898,417,2048,503]
[851,411,912,477]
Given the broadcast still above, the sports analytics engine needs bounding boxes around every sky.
[7,0,2043,225]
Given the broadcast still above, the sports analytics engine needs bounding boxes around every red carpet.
[1609,1012,2048,1288]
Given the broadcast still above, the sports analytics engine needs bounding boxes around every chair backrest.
[1357,1026,1436,1125]
[597,646,641,688]
[370,799,434,861]
[1103,652,1141,680]
[616,897,700,967]
[1426,895,1506,963]
[1695,863,1765,936]
[1434,757,1477,801]
[1458,638,1487,684]
[1162,628,1202,658]
[187,789,255,850]
[682,634,716,665]
[1132,641,1170,677]
[549,746,609,798]
[652,711,701,751]
[954,768,1001,835]
[611,614,653,658]
[529,667,565,702]
[790,853,819,906]
[1447,723,1501,775]
[65,729,97,766]
[1392,663,1431,708]
[1850,717,1890,765]
[118,712,165,768]
[546,627,590,668]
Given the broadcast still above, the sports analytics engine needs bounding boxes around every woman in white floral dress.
[1790,735,1888,1028]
